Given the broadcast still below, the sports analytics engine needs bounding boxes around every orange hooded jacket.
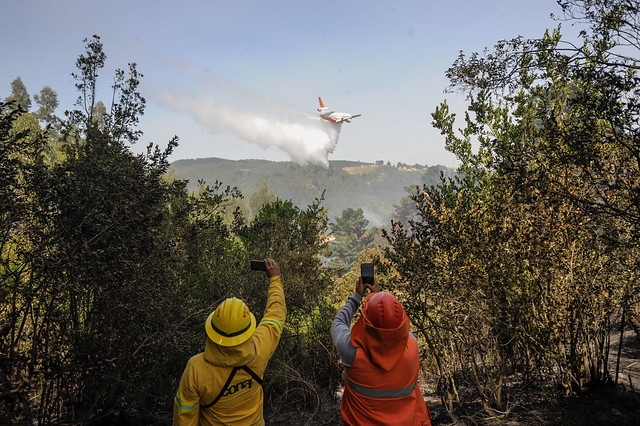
[333,293,431,426]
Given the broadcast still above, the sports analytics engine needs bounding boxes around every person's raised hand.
[356,277,380,297]
[265,258,280,278]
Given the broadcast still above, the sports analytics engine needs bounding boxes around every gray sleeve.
[331,293,361,368]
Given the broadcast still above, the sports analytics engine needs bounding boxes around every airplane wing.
[341,114,361,123]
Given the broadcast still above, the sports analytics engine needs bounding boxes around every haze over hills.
[169,157,456,226]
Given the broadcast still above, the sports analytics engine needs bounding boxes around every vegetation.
[0,36,340,425]
[170,157,454,227]
[383,0,640,422]
[2,1,640,424]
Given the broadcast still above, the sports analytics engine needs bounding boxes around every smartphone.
[361,262,374,285]
[250,260,267,271]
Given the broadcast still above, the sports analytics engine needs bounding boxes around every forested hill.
[169,158,456,226]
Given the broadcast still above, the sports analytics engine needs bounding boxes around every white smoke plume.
[156,89,342,168]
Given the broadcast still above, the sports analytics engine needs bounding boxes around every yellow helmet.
[205,297,257,346]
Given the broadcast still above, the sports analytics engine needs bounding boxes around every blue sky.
[2,0,570,167]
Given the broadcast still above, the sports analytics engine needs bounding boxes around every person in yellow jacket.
[173,258,285,426]
[332,275,431,426]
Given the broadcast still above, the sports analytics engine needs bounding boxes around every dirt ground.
[425,386,640,425]
[265,385,640,425]
[264,385,640,426]
[265,332,640,425]
[425,330,640,426]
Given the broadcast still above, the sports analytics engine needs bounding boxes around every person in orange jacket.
[173,258,285,426]
[331,275,432,426]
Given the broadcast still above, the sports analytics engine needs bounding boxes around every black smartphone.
[250,260,267,271]
[361,263,374,284]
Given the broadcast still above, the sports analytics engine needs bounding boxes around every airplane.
[317,97,361,123]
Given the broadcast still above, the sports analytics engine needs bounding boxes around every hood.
[350,304,410,371]
[203,337,257,367]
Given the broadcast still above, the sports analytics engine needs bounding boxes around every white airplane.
[317,97,361,123]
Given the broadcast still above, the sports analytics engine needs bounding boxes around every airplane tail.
[318,97,326,110]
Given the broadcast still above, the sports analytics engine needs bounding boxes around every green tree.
[330,207,376,270]
[69,36,105,125]
[249,178,276,217]
[0,100,48,424]
[33,85,59,127]
[64,35,145,147]
[5,77,31,111]
[0,35,186,424]
[391,185,421,226]
[92,99,107,129]
[443,0,640,341]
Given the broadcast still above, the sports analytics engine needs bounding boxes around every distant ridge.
[170,157,455,226]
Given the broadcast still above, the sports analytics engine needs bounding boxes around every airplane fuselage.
[319,111,358,123]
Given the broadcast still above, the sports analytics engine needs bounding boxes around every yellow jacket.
[173,276,286,426]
